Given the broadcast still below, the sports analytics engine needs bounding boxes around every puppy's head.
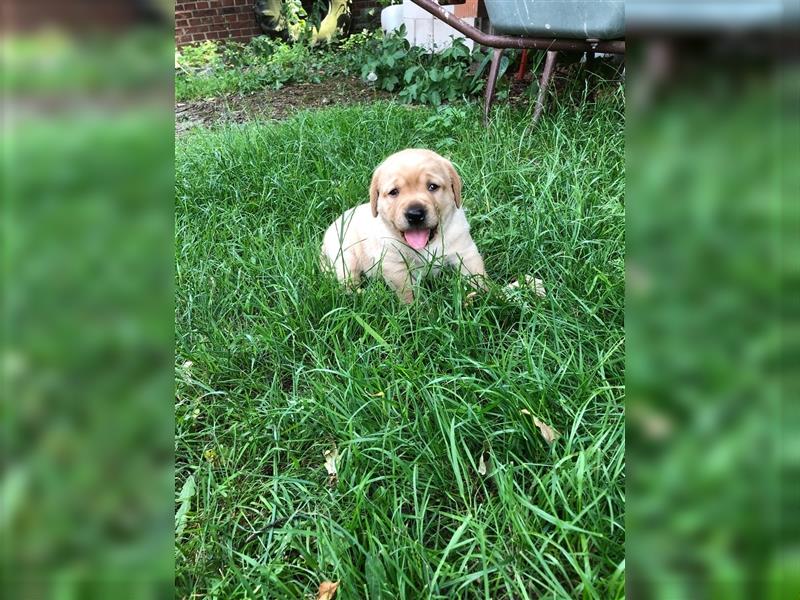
[369,149,462,250]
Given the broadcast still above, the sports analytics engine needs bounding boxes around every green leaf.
[366,553,387,599]
[352,314,389,348]
[382,74,399,91]
[175,474,196,540]
[429,90,441,106]
[404,66,418,83]
[498,55,511,79]
[429,68,442,82]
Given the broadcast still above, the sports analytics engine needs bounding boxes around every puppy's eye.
[388,188,399,197]
[427,183,440,192]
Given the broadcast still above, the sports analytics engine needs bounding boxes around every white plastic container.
[380,5,405,34]
[400,0,472,52]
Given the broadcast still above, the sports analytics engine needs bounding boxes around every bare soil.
[176,77,391,135]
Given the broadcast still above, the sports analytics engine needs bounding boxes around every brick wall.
[350,0,382,33]
[176,0,263,46]
[176,0,389,47]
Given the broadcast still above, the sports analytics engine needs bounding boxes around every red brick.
[175,0,267,45]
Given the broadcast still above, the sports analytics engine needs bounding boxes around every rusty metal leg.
[532,50,557,124]
[515,49,529,81]
[483,47,504,126]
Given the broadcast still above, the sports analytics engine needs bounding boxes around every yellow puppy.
[321,149,486,303]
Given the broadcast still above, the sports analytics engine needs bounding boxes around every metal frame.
[407,0,625,124]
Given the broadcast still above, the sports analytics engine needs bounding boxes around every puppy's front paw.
[506,275,546,298]
[397,289,414,304]
[468,273,489,291]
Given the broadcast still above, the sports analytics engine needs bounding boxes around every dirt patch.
[175,59,622,134]
[176,76,391,134]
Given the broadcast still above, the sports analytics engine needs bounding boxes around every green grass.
[175,97,625,598]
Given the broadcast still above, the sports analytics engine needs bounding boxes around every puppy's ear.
[443,158,462,208]
[369,166,381,218]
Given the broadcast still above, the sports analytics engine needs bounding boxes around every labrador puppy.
[321,149,486,303]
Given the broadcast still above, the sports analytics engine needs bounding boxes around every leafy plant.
[358,29,505,106]
[175,29,511,104]
[420,104,469,133]
[175,40,221,72]
[176,36,325,99]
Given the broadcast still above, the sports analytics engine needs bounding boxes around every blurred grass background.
[2,18,175,600]
[1,1,798,597]
[626,45,798,597]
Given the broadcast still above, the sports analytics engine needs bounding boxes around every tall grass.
[175,97,624,599]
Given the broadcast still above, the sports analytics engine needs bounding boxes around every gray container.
[483,0,624,39]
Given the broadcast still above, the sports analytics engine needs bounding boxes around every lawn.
[175,96,625,598]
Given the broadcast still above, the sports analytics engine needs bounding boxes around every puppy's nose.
[405,206,426,225]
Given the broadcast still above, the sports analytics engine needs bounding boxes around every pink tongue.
[403,229,430,250]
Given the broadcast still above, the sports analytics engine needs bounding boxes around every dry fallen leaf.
[478,453,488,476]
[323,448,338,486]
[533,417,560,445]
[464,291,479,306]
[520,410,560,445]
[317,581,339,600]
